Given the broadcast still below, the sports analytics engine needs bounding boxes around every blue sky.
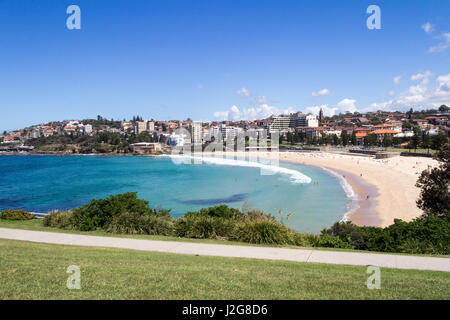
[0,0,449,132]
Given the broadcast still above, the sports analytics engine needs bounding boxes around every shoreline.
[270,157,378,226]
[198,151,439,228]
[326,167,380,226]
[1,150,439,228]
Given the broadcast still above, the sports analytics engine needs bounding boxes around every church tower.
[319,108,324,123]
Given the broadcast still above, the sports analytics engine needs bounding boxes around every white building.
[323,129,342,137]
[266,115,293,133]
[220,124,243,141]
[30,131,40,139]
[296,114,319,128]
[189,122,203,144]
[84,124,93,135]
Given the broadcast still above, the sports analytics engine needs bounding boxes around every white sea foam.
[163,154,312,184]
[321,167,359,222]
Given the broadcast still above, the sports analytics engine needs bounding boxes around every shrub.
[322,221,369,250]
[234,218,292,245]
[106,212,175,236]
[175,215,236,239]
[291,232,315,247]
[43,211,74,229]
[313,234,354,249]
[185,205,244,220]
[321,216,450,254]
[70,192,169,231]
[0,209,35,220]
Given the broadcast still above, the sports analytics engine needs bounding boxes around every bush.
[234,218,292,245]
[291,232,315,247]
[0,209,35,220]
[322,221,369,250]
[43,211,74,229]
[175,215,236,239]
[71,192,169,231]
[106,212,175,236]
[321,216,450,254]
[313,234,354,249]
[185,205,244,220]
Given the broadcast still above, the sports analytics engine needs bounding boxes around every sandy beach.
[202,151,439,228]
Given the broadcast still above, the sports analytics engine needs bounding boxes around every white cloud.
[304,104,338,117]
[421,22,434,33]
[437,74,450,92]
[249,96,269,105]
[365,73,450,112]
[393,76,401,85]
[336,98,357,113]
[304,99,357,117]
[214,104,294,121]
[429,32,450,53]
[237,87,251,97]
[213,111,229,120]
[312,88,331,97]
[411,70,432,82]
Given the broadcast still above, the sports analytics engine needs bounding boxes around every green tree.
[408,108,413,119]
[432,134,448,151]
[382,135,392,148]
[410,127,420,151]
[341,130,349,147]
[364,134,377,148]
[351,131,357,146]
[422,132,432,154]
[438,105,449,112]
[416,143,450,218]
[332,134,340,146]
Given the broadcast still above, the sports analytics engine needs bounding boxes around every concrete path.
[1,227,449,272]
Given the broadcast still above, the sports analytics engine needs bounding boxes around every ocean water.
[0,155,352,233]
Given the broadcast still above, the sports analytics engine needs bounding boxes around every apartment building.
[189,122,203,144]
[135,120,155,134]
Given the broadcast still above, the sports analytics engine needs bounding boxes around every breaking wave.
[163,155,312,184]
[321,167,359,222]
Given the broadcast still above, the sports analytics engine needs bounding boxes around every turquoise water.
[0,155,351,233]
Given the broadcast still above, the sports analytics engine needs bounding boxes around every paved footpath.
[1,227,449,272]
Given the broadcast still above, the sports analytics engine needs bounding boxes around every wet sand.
[331,168,380,226]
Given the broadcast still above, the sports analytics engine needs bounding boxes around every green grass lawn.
[373,147,437,154]
[0,239,449,299]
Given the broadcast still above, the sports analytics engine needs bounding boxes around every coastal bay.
[205,151,438,227]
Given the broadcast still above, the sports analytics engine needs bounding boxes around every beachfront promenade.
[1,228,449,272]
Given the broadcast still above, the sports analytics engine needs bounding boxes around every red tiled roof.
[355,132,367,138]
[371,129,398,134]
[373,123,400,128]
